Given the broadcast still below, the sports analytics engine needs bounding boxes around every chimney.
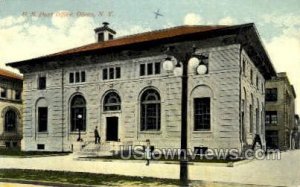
[94,22,116,42]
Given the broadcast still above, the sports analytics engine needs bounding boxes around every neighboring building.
[295,114,299,149]
[265,72,296,150]
[0,69,23,148]
[7,23,276,153]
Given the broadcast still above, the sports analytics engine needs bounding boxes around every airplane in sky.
[154,9,163,19]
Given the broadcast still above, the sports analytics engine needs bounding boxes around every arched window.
[140,89,161,131]
[5,110,16,132]
[103,92,121,111]
[71,95,86,132]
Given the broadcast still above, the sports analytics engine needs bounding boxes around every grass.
[0,169,180,186]
[0,148,70,157]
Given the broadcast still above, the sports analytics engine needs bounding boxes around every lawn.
[0,169,180,186]
[0,149,70,157]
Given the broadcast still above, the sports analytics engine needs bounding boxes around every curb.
[190,179,283,187]
[232,158,254,167]
[75,157,247,167]
[0,178,102,187]
[0,153,70,158]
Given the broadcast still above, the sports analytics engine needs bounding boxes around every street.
[0,150,299,186]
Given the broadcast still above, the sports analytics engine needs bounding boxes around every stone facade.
[0,69,23,148]
[8,24,276,153]
[265,72,296,150]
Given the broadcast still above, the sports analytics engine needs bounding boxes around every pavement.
[0,150,299,186]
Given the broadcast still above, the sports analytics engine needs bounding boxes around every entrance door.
[106,117,118,141]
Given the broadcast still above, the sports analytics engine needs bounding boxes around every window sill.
[139,131,162,134]
[102,78,122,82]
[69,132,87,135]
[192,130,212,134]
[37,132,48,134]
[68,82,86,85]
[139,74,161,78]
[102,110,122,114]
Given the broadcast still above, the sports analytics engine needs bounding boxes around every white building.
[7,23,276,153]
[0,69,23,148]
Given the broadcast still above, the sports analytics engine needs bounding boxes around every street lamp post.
[163,45,208,186]
[77,114,83,142]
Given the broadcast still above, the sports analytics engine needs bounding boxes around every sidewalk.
[0,150,299,186]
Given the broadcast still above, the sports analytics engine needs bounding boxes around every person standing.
[145,139,151,166]
[94,126,101,144]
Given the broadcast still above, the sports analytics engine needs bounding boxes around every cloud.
[183,13,203,25]
[117,25,151,36]
[0,13,98,72]
[0,16,26,28]
[51,10,72,29]
[262,13,300,28]
[183,13,236,26]
[218,16,236,25]
[0,12,155,73]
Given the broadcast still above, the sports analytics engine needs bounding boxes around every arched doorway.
[103,91,121,141]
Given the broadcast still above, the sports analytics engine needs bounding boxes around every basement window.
[194,147,208,155]
[37,144,45,150]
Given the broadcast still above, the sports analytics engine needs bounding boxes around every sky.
[0,0,300,112]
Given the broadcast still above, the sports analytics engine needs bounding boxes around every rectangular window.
[242,59,246,75]
[250,69,253,84]
[266,88,277,101]
[70,71,86,83]
[15,90,21,100]
[12,142,17,147]
[109,34,114,40]
[140,64,145,76]
[194,98,210,131]
[109,68,114,79]
[38,76,46,90]
[38,107,48,132]
[265,111,277,125]
[147,63,153,75]
[69,73,74,83]
[98,33,104,42]
[256,76,259,89]
[194,147,208,155]
[5,142,10,148]
[140,62,161,76]
[81,71,86,82]
[1,88,7,98]
[250,104,253,133]
[266,130,279,149]
[103,69,108,80]
[75,72,80,83]
[155,62,161,74]
[37,144,45,150]
[116,67,121,79]
[102,67,121,80]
